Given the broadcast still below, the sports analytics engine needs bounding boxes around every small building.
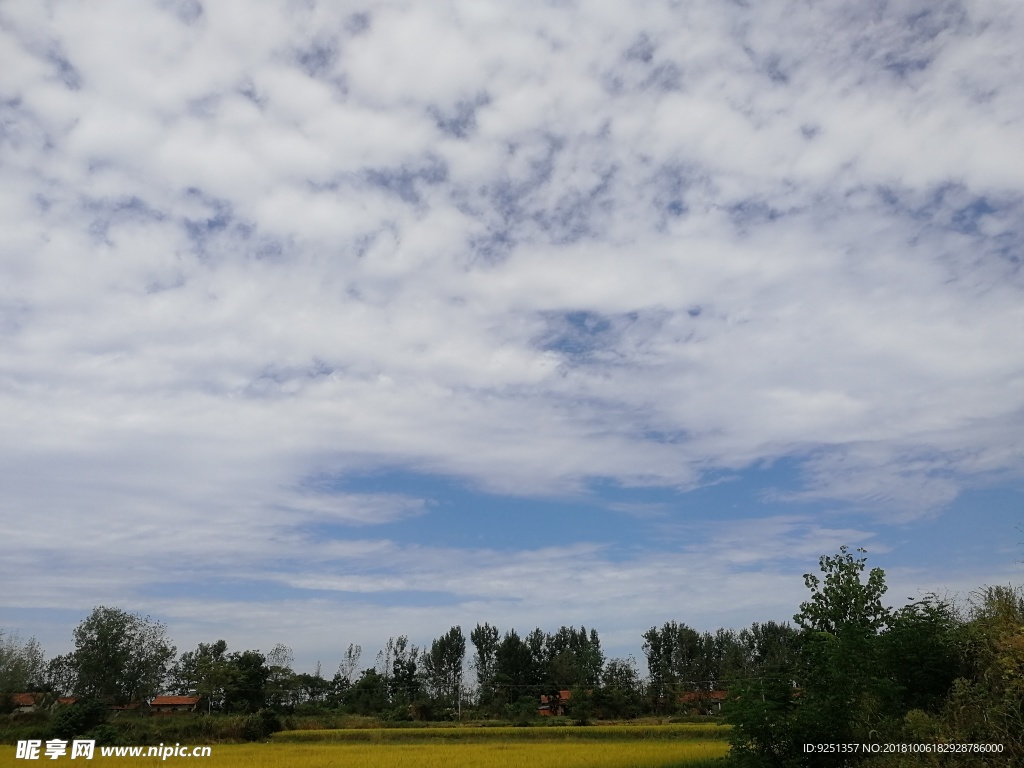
[56,697,77,706]
[149,695,203,714]
[538,690,572,717]
[678,690,727,715]
[10,693,45,713]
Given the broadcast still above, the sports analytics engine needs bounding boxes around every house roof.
[57,697,77,705]
[150,696,201,706]
[679,690,727,702]
[11,693,45,707]
[539,690,572,704]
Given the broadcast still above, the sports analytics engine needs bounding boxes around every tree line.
[2,609,806,723]
[3,547,1023,765]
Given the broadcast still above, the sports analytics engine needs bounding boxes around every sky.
[2,0,1023,676]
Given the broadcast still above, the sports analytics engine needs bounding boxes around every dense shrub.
[242,708,282,741]
[49,699,108,740]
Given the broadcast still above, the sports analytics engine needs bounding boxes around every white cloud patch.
[2,0,1023,658]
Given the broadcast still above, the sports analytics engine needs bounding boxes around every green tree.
[593,656,642,719]
[423,626,466,707]
[470,622,500,707]
[795,547,889,637]
[642,621,705,710]
[265,643,295,710]
[795,547,893,750]
[0,630,47,692]
[545,626,604,690]
[294,666,330,706]
[723,622,801,767]
[45,654,77,697]
[335,643,361,687]
[726,674,804,768]
[880,595,961,714]
[727,547,892,767]
[49,698,109,741]
[734,621,799,680]
[169,640,230,711]
[68,607,176,704]
[376,635,419,708]
[347,668,389,715]
[329,643,361,707]
[493,629,535,707]
[222,650,270,713]
[940,585,1024,764]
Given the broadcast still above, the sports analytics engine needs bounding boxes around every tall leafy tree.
[423,626,465,705]
[0,630,46,692]
[222,650,270,713]
[169,640,230,710]
[470,622,499,706]
[941,585,1024,762]
[555,626,604,688]
[45,654,77,698]
[377,635,419,706]
[526,628,549,688]
[594,656,642,719]
[880,595,961,715]
[794,547,892,751]
[795,547,890,636]
[728,547,892,767]
[330,643,362,706]
[265,643,296,709]
[642,621,704,708]
[493,630,534,706]
[294,662,330,706]
[347,668,389,715]
[335,643,362,687]
[67,607,176,704]
[735,621,799,680]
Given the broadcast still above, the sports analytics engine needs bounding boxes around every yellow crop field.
[19,740,729,768]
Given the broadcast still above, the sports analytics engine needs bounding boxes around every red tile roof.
[11,693,44,707]
[150,696,201,706]
[679,690,727,702]
[539,690,572,704]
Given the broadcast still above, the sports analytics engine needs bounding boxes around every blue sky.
[2,0,1023,674]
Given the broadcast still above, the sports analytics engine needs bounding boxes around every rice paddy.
[0,725,731,767]
[44,740,729,768]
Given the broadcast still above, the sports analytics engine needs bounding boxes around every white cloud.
[2,0,1023,660]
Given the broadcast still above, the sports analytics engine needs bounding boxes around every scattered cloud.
[2,0,1023,666]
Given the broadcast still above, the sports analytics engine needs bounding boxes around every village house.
[10,693,46,714]
[538,690,572,717]
[149,695,203,715]
[678,690,727,715]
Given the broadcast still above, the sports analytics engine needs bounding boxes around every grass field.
[1,741,729,768]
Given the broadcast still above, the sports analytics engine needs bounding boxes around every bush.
[84,724,120,746]
[0,711,51,743]
[505,698,538,727]
[242,709,282,741]
[381,705,413,722]
[49,699,108,740]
